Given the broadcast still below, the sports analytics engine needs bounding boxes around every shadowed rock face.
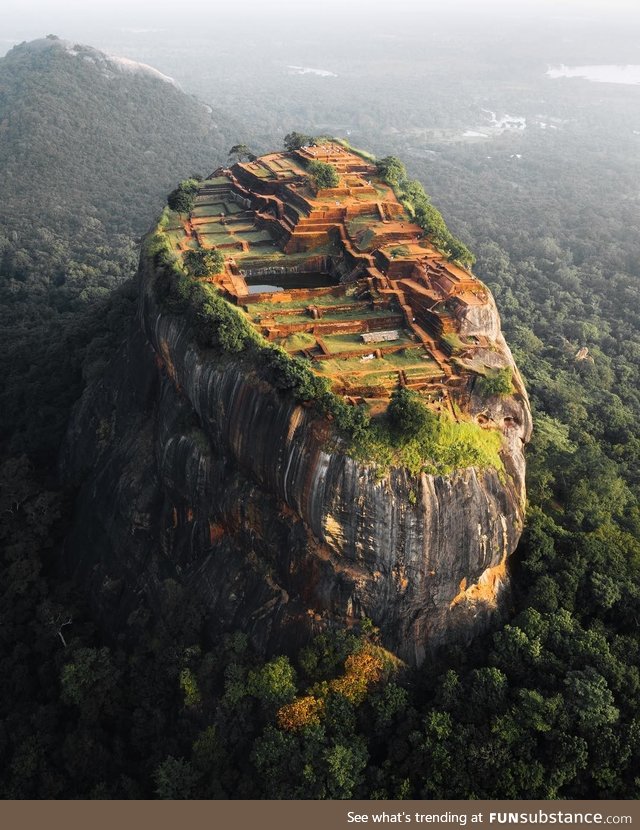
[62,256,532,666]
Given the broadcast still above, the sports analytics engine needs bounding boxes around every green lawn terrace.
[241,281,453,409]
[161,143,500,412]
[189,178,278,257]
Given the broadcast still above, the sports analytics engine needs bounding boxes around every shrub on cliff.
[284,131,314,151]
[477,367,514,397]
[167,178,200,213]
[376,156,407,187]
[388,387,438,439]
[447,237,476,266]
[263,346,330,400]
[228,143,256,162]
[157,270,192,313]
[184,249,225,277]
[191,289,256,353]
[330,399,371,439]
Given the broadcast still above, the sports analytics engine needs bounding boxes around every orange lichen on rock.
[208,521,224,544]
[157,337,178,385]
[449,553,508,610]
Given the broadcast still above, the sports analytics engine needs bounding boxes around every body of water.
[245,272,337,293]
[547,64,640,85]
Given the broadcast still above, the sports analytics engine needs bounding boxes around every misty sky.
[3,0,640,55]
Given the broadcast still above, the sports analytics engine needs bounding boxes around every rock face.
[62,256,532,666]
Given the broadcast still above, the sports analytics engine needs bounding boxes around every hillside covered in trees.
[0,35,236,463]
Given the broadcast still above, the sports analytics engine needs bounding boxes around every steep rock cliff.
[62,255,532,666]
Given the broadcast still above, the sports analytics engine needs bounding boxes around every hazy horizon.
[3,0,640,63]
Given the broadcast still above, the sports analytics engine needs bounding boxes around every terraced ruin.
[164,142,499,416]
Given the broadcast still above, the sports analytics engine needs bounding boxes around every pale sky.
[3,0,640,24]
[2,0,639,62]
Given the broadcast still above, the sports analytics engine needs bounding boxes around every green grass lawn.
[234,241,279,258]
[166,229,187,247]
[224,221,256,233]
[246,306,400,327]
[236,229,273,244]
[322,334,381,354]
[377,353,431,371]
[403,362,442,378]
[314,356,378,375]
[253,311,310,324]
[203,175,230,186]
[247,165,270,179]
[245,295,345,315]
[196,221,228,233]
[315,308,398,323]
[383,347,430,367]
[199,230,235,242]
[192,203,227,217]
[279,332,317,351]
[313,351,434,379]
[199,234,237,248]
[346,214,380,233]
[343,370,400,388]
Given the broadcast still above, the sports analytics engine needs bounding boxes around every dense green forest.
[1,34,640,799]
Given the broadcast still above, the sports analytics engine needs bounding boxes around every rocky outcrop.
[61,256,532,666]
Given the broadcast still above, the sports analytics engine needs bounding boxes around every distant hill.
[0,35,240,460]
[0,35,235,254]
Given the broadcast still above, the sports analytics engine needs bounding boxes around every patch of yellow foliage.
[277,694,325,731]
[276,644,388,731]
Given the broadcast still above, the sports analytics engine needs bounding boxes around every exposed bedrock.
[62,259,532,666]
